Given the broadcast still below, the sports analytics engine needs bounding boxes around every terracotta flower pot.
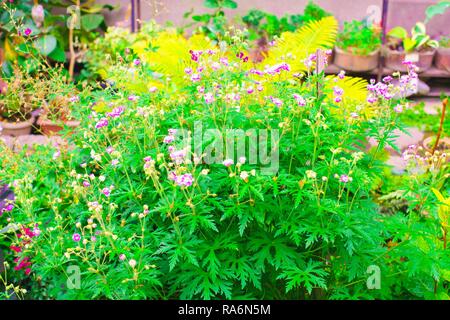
[333,46,380,72]
[423,136,450,153]
[384,47,436,72]
[435,47,450,73]
[37,117,80,136]
[0,118,33,137]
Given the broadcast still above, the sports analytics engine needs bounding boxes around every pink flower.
[24,28,32,36]
[107,106,125,118]
[338,70,346,79]
[133,59,141,66]
[83,181,90,188]
[119,254,126,261]
[204,93,215,104]
[246,87,254,94]
[223,159,233,167]
[394,104,403,113]
[106,146,115,154]
[164,135,175,144]
[191,73,201,82]
[72,233,81,242]
[185,67,193,74]
[339,175,350,183]
[220,57,229,66]
[176,173,194,187]
[334,96,342,103]
[102,187,111,197]
[111,159,119,166]
[149,86,158,93]
[128,95,139,101]
[293,94,306,106]
[168,128,177,135]
[95,118,108,129]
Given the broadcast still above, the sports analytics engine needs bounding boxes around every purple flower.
[185,67,193,74]
[107,106,125,118]
[111,159,119,166]
[69,96,79,103]
[293,94,306,106]
[334,96,342,103]
[339,175,350,183]
[119,254,126,261]
[176,173,194,187]
[191,73,201,82]
[163,135,175,144]
[133,59,141,66]
[338,70,346,79]
[220,57,229,66]
[270,97,283,107]
[72,233,81,242]
[24,28,32,36]
[95,118,108,129]
[367,96,377,104]
[246,87,254,94]
[333,86,344,96]
[149,86,158,93]
[102,187,111,197]
[382,76,393,83]
[128,95,139,101]
[83,181,90,188]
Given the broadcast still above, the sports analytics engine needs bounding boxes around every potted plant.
[435,36,450,72]
[0,68,42,136]
[36,70,80,136]
[334,20,381,72]
[385,22,438,72]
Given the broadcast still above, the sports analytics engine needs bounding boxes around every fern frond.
[261,16,338,73]
[142,30,214,85]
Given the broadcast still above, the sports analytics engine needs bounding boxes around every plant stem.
[432,97,448,154]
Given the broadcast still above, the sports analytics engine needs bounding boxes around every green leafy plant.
[387,22,439,53]
[439,36,450,48]
[337,20,381,55]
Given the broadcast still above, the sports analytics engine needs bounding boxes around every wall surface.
[98,0,450,37]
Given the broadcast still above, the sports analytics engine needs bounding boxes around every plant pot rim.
[335,46,380,57]
[437,47,450,53]
[423,136,450,148]
[0,117,34,129]
[383,46,437,56]
[37,117,80,126]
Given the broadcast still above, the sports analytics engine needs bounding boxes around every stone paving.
[0,134,64,152]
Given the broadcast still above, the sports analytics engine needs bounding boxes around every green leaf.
[192,14,211,23]
[403,37,417,52]
[204,0,219,9]
[411,22,426,37]
[387,27,408,40]
[34,35,57,56]
[222,0,238,9]
[48,46,66,62]
[81,14,104,32]
[425,1,450,23]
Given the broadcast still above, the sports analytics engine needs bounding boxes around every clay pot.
[384,47,436,72]
[37,117,80,136]
[0,118,33,137]
[0,48,4,65]
[333,46,380,72]
[423,136,450,153]
[435,47,450,73]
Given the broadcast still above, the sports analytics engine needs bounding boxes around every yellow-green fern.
[261,16,338,73]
